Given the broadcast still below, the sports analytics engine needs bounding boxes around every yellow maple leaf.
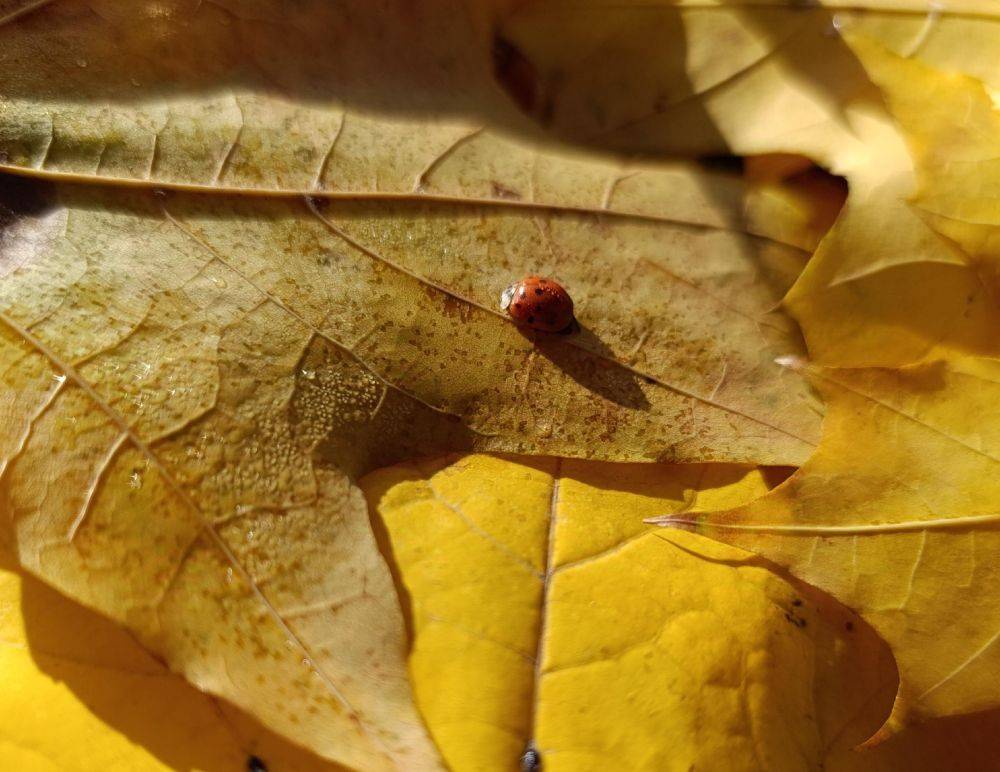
[361,454,896,771]
[651,34,1000,735]
[651,356,1000,730]
[0,545,344,772]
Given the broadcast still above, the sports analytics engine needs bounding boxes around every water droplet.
[300,368,316,380]
[246,528,256,542]
[76,58,88,68]
[129,471,142,489]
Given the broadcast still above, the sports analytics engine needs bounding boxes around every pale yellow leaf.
[0,546,344,772]
[652,357,1000,729]
[779,27,1000,367]
[362,454,897,771]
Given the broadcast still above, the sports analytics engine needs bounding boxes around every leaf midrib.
[0,164,811,252]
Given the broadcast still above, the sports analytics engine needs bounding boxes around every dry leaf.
[0,140,818,766]
[651,356,1000,729]
[0,546,344,772]
[650,33,1000,733]
[361,454,896,771]
[0,1,871,181]
[844,6,1000,92]
[0,13,860,765]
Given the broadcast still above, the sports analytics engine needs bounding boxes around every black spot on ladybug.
[792,598,803,607]
[527,315,535,324]
[534,288,544,295]
[247,755,268,772]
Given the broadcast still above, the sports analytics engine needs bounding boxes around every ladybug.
[500,275,576,333]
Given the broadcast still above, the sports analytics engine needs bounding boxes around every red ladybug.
[500,275,576,333]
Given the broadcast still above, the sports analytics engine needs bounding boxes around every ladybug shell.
[500,275,575,333]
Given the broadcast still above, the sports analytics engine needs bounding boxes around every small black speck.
[792,599,803,607]
[248,755,268,772]
[845,621,854,632]
[527,315,535,324]
[514,302,523,308]
[534,287,544,295]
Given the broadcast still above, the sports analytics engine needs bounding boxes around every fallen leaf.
[361,454,896,771]
[845,6,1000,92]
[650,356,1000,730]
[782,23,1000,367]
[0,545,345,772]
[0,138,820,767]
[846,33,1000,263]
[615,21,1000,756]
[0,1,870,182]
